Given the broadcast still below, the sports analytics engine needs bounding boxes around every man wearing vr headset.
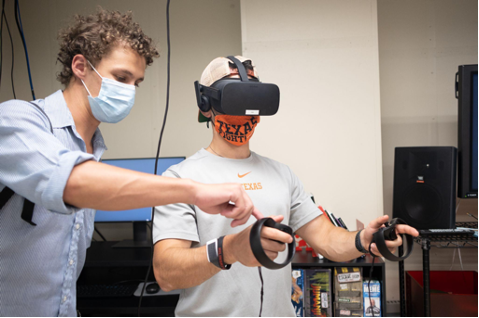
[0,11,259,316]
[153,56,419,316]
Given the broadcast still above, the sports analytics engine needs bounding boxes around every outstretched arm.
[64,160,262,226]
[296,215,419,262]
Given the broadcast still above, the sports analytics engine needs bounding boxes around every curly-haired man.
[0,9,260,317]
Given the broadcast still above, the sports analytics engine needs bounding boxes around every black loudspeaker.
[393,147,457,230]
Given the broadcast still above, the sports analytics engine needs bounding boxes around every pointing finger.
[252,208,264,220]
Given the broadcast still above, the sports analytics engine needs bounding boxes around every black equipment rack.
[398,222,477,316]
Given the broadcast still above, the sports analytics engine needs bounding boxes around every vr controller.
[249,217,413,267]
[371,218,414,262]
[249,218,296,270]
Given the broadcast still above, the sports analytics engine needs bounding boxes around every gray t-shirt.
[153,148,321,316]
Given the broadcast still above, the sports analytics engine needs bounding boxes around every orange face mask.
[214,115,260,146]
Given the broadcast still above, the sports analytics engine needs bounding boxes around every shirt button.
[69,259,74,266]
[75,224,80,230]
[62,296,67,303]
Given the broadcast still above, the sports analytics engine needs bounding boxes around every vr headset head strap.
[227,55,249,82]
[194,81,221,112]
[200,85,221,100]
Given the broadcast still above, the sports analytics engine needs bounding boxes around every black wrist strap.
[217,236,231,270]
[355,229,368,254]
[206,236,231,270]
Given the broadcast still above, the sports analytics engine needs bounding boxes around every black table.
[398,222,478,317]
[77,241,178,316]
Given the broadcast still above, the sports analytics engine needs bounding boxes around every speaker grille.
[393,147,456,230]
[401,184,443,228]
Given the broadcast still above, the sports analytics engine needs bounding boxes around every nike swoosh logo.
[238,172,251,178]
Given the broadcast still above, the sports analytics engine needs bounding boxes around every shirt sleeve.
[287,166,323,232]
[0,100,95,214]
[152,168,200,244]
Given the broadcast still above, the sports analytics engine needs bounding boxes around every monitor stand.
[112,222,151,248]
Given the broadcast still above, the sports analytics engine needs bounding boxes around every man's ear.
[200,110,213,119]
[71,54,89,80]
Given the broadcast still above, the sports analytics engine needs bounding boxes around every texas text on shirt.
[0,90,106,316]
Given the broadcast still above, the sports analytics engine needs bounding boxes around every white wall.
[0,0,242,159]
[378,0,478,305]
[240,0,384,231]
[0,0,243,240]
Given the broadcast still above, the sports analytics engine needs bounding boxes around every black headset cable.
[2,9,15,99]
[94,226,107,241]
[0,0,6,89]
[368,244,376,318]
[14,0,35,100]
[137,0,171,315]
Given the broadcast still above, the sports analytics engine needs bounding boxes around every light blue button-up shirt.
[0,90,107,316]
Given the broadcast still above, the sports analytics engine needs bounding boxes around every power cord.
[1,6,15,99]
[0,0,35,99]
[0,0,5,89]
[368,244,377,318]
[257,267,264,317]
[94,226,107,241]
[466,212,478,220]
[137,0,171,316]
[14,0,35,100]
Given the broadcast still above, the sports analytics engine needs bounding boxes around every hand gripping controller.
[249,218,296,269]
[371,218,414,261]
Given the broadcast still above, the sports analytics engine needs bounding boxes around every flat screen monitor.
[456,64,478,198]
[95,157,185,222]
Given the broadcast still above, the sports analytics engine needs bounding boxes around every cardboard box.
[363,280,381,317]
[334,267,363,317]
[305,269,332,317]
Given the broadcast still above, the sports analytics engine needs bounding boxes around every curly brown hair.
[57,8,159,86]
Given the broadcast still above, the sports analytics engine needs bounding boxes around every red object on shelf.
[318,205,332,223]
[406,270,478,317]
[295,234,307,251]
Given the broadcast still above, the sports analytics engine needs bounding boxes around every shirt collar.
[43,90,108,156]
[92,128,107,160]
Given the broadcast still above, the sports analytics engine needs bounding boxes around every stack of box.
[334,267,363,317]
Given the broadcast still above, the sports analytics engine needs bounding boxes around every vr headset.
[194,56,280,116]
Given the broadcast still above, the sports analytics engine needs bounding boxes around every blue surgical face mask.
[81,60,136,123]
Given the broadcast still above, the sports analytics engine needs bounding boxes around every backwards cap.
[198,55,259,122]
